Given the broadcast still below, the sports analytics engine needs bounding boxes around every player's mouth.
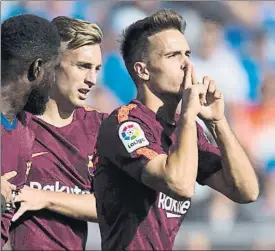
[78,88,90,100]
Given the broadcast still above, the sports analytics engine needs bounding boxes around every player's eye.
[185,51,191,58]
[78,65,87,70]
[77,63,91,70]
[77,64,85,69]
[168,52,181,58]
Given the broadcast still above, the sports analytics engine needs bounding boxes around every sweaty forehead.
[148,29,189,55]
[63,44,102,65]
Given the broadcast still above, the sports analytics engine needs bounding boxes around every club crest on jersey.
[118,121,149,153]
[87,154,94,175]
[26,161,32,175]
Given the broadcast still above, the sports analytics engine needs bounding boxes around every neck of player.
[137,88,179,125]
[1,83,30,122]
[38,98,75,128]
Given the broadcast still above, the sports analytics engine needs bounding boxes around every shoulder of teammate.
[95,103,166,182]
[17,111,33,127]
[16,111,35,143]
[76,106,109,123]
[98,103,163,163]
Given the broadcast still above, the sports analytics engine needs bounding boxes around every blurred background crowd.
[2,1,275,250]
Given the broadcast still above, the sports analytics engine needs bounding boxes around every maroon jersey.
[9,107,108,250]
[1,112,34,247]
[93,100,222,250]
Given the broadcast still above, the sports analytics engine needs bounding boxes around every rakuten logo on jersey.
[30,181,90,194]
[158,192,191,218]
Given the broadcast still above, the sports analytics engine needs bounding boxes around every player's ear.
[134,62,149,81]
[28,58,44,82]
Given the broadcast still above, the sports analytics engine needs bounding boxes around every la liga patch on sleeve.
[118,121,149,153]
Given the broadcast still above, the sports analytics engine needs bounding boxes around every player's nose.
[85,70,97,88]
[180,57,192,71]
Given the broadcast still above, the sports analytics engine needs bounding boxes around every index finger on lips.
[183,62,193,89]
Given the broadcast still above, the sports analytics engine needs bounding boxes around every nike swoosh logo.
[166,212,181,218]
[32,152,48,158]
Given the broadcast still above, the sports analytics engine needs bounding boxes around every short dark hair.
[120,9,186,81]
[1,14,61,81]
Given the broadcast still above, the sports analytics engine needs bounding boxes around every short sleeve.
[196,123,222,185]
[96,117,165,182]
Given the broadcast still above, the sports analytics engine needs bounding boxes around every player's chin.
[170,87,182,97]
[73,98,86,109]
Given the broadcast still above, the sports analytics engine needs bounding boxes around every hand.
[1,171,17,207]
[12,186,49,222]
[198,77,225,122]
[181,63,207,119]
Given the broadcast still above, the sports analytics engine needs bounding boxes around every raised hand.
[12,185,49,222]
[198,77,225,122]
[181,63,207,119]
